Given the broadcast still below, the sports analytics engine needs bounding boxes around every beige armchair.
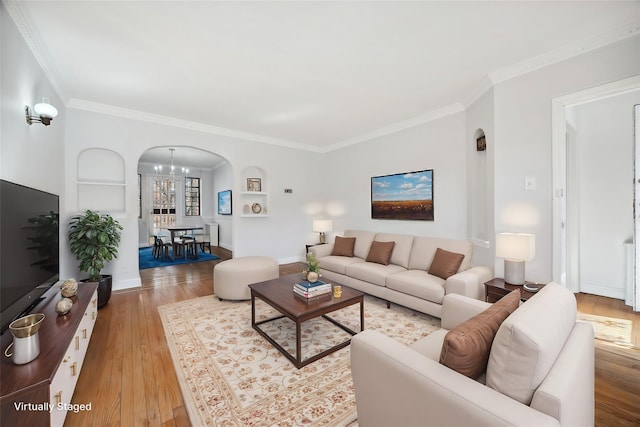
[350,283,594,427]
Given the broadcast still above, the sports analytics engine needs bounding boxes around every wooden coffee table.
[248,273,364,368]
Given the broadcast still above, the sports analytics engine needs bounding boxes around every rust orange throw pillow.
[366,241,395,265]
[428,248,465,279]
[331,236,356,257]
[439,289,520,378]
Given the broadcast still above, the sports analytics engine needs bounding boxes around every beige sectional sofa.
[350,282,594,427]
[309,230,493,318]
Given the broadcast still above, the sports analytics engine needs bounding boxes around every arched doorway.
[137,146,233,261]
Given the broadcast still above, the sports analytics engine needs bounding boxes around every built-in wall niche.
[470,129,489,245]
[77,148,126,212]
[240,166,269,217]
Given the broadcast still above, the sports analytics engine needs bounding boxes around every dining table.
[164,226,204,260]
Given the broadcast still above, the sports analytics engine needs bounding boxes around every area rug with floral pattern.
[158,294,440,426]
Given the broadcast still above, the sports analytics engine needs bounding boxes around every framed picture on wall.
[247,178,262,192]
[371,169,434,220]
[218,190,232,215]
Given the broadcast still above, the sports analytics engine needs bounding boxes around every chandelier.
[154,148,189,181]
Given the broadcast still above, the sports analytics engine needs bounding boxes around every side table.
[305,242,327,253]
[484,278,541,303]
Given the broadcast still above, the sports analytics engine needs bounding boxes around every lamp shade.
[33,99,58,119]
[313,220,333,233]
[496,233,535,261]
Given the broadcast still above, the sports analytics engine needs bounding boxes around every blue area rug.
[139,246,220,270]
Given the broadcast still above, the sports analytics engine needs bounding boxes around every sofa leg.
[386,301,391,309]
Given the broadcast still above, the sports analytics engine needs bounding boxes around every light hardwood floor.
[65,251,640,426]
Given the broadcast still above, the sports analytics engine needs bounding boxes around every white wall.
[0,4,65,195]
[324,112,468,240]
[1,4,69,278]
[493,34,640,284]
[466,88,495,268]
[570,90,640,298]
[212,162,233,249]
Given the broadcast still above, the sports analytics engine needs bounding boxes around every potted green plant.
[68,209,123,308]
[305,252,320,282]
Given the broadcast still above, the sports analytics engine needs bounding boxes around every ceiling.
[9,1,640,155]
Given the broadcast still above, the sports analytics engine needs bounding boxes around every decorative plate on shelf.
[251,203,262,214]
[243,204,250,214]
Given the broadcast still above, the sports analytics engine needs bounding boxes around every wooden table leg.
[296,320,302,368]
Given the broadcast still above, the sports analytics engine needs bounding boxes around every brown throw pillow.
[428,248,465,279]
[366,241,395,265]
[331,236,356,257]
[439,289,521,378]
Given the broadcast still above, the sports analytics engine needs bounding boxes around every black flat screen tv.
[0,180,59,333]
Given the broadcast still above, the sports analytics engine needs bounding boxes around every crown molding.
[66,99,324,152]
[4,0,67,104]
[325,103,466,153]
[489,18,640,85]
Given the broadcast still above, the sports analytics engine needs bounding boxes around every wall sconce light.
[313,219,333,244]
[25,98,58,126]
[496,232,535,285]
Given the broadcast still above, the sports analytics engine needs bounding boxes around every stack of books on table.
[293,280,332,299]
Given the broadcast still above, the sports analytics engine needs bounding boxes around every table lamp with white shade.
[313,220,333,244]
[496,233,535,286]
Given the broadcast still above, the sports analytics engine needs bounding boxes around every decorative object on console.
[313,219,333,243]
[55,298,73,315]
[4,313,45,365]
[247,178,262,191]
[61,278,78,297]
[68,210,123,308]
[25,98,58,126]
[153,148,189,181]
[496,233,535,285]
[371,169,434,221]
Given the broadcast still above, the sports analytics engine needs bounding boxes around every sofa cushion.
[386,270,446,304]
[439,289,520,379]
[428,248,465,279]
[318,255,365,275]
[366,241,396,265]
[331,236,356,257]
[346,262,406,287]
[408,237,472,272]
[344,230,376,260]
[486,282,577,405]
[374,233,414,268]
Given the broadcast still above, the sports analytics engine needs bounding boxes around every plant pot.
[82,275,112,309]
[307,271,319,283]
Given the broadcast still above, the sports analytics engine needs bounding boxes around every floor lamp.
[496,233,535,286]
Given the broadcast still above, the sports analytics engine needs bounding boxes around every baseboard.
[114,277,142,291]
[580,283,625,300]
[277,255,305,265]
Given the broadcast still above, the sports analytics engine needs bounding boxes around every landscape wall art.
[371,169,434,220]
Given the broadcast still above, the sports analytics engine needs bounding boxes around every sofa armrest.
[531,322,594,426]
[309,243,333,258]
[351,330,560,427]
[445,265,493,301]
[441,294,491,330]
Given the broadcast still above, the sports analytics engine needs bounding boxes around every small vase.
[307,271,319,283]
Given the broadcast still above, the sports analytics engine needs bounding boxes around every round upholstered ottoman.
[213,256,279,300]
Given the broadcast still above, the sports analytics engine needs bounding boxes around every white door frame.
[552,76,640,310]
